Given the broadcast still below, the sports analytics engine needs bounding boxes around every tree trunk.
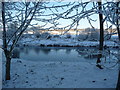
[5,57,11,80]
[98,2,104,51]
[116,70,120,90]
[96,1,104,68]
[2,2,11,80]
[116,2,120,41]
[116,50,120,89]
[116,2,120,89]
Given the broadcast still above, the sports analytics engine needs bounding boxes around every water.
[12,46,119,63]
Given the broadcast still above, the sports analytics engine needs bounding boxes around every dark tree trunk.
[4,50,12,80]
[96,1,104,68]
[116,69,120,90]
[116,23,120,41]
[5,57,11,80]
[116,2,120,90]
[116,2,120,41]
[98,2,104,51]
[2,2,11,80]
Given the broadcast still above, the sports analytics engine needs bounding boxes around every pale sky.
[30,1,115,29]
[5,1,116,30]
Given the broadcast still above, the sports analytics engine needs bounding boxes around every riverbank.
[0,38,119,48]
[18,38,119,48]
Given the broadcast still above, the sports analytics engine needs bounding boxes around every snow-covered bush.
[53,35,60,38]
[111,35,118,41]
[87,28,99,41]
[34,32,41,38]
[77,34,88,41]
[66,34,71,38]
[76,28,100,41]
[80,28,99,41]
[40,32,51,39]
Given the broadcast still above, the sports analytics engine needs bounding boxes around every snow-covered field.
[2,58,118,88]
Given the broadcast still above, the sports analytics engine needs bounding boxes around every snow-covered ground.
[1,36,119,88]
[2,58,118,88]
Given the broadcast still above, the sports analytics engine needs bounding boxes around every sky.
[30,1,100,29]
[30,1,115,29]
[3,1,116,30]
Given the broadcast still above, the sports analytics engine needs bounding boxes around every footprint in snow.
[25,81,28,83]
[61,78,64,80]
[92,81,96,83]
[104,79,107,81]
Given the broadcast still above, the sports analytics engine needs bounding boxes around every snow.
[1,36,119,88]
[0,36,119,47]
[19,37,119,47]
[2,58,118,88]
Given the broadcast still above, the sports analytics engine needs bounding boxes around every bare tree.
[102,1,120,41]
[1,1,74,80]
[2,1,40,80]
[100,2,120,88]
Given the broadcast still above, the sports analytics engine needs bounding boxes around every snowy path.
[2,59,118,88]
